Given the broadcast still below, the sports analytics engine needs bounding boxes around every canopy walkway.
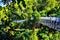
[13,17,60,31]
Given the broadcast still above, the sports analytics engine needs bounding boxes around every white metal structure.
[13,17,60,31]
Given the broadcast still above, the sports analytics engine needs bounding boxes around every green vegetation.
[0,0,60,40]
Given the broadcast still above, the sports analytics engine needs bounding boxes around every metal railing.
[12,17,60,31]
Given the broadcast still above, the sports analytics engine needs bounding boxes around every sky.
[0,0,6,7]
[0,2,6,7]
[0,0,12,7]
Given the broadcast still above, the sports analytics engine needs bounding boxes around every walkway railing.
[13,17,60,31]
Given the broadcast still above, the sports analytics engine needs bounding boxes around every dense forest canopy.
[0,0,60,40]
[0,0,60,25]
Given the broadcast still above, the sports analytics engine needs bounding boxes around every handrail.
[13,17,60,23]
[12,17,60,31]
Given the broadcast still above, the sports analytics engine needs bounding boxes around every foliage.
[0,0,60,40]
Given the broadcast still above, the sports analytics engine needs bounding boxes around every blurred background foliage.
[0,0,60,40]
